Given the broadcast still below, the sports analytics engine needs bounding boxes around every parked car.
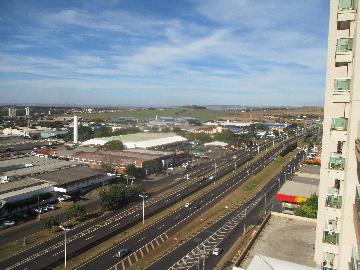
[185,202,192,208]
[212,247,223,256]
[3,220,15,227]
[46,204,57,210]
[0,223,7,230]
[58,195,71,202]
[115,248,130,258]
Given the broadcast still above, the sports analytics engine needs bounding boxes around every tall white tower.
[73,116,79,144]
[25,107,30,116]
[314,1,360,269]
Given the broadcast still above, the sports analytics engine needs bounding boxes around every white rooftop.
[246,255,316,270]
[82,133,187,149]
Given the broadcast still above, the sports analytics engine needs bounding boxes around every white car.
[3,220,15,227]
[185,202,192,208]
[46,204,57,210]
[212,247,223,256]
[58,195,71,202]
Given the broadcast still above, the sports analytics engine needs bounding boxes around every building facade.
[314,0,360,269]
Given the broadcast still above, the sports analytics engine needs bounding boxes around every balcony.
[331,117,348,131]
[324,230,340,245]
[329,154,345,170]
[356,139,360,162]
[352,246,360,270]
[334,79,350,93]
[336,38,353,52]
[338,0,356,10]
[356,185,360,220]
[323,220,339,245]
[326,188,342,209]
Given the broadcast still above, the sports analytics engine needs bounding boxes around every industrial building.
[81,132,187,149]
[0,178,54,203]
[314,1,360,269]
[34,166,112,194]
[0,156,79,182]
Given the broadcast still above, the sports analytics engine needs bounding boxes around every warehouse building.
[81,132,187,149]
[0,156,80,182]
[34,166,113,194]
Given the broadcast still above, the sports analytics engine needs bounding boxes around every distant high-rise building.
[314,1,360,269]
[73,116,79,144]
[8,107,16,118]
[25,107,30,116]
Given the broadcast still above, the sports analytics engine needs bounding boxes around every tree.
[142,160,163,174]
[101,163,115,173]
[99,184,145,210]
[293,194,318,219]
[94,127,112,137]
[78,126,94,141]
[125,164,145,179]
[41,217,59,234]
[213,130,237,144]
[66,204,86,221]
[104,140,125,151]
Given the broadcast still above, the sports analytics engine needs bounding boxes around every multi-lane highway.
[0,136,283,270]
[148,150,305,270]
[73,135,305,270]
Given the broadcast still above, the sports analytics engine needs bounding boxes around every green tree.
[99,184,145,210]
[78,126,94,141]
[213,130,237,144]
[101,163,115,173]
[293,194,318,219]
[142,160,163,174]
[94,127,112,137]
[125,164,145,179]
[41,217,59,234]
[66,204,86,221]
[104,140,125,151]
[172,127,185,136]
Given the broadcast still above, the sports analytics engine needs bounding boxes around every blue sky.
[0,0,329,107]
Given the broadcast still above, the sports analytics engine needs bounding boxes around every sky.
[0,0,329,107]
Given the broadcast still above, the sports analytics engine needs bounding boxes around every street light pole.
[64,228,67,268]
[139,194,147,224]
[59,225,70,268]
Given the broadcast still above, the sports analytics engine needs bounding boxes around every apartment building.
[314,0,360,269]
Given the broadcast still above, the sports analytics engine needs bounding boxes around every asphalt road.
[0,156,219,247]
[149,151,305,270]
[0,138,280,270]
[73,135,306,270]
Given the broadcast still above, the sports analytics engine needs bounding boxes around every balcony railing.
[334,79,351,93]
[352,246,360,270]
[326,194,342,209]
[322,263,336,270]
[356,185,360,220]
[324,230,340,245]
[338,0,356,10]
[331,117,348,131]
[336,38,353,52]
[329,154,345,170]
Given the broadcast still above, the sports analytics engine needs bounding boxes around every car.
[185,202,192,208]
[0,223,8,230]
[212,247,223,256]
[115,248,130,258]
[33,208,44,213]
[41,206,50,212]
[46,204,57,210]
[3,220,15,226]
[58,195,71,202]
